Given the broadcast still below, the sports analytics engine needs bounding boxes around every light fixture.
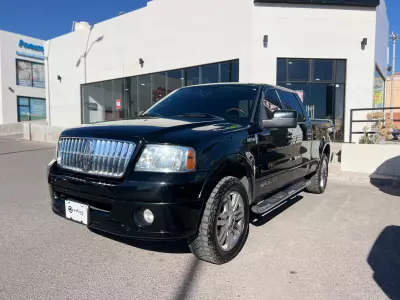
[361,38,368,50]
[8,87,14,93]
[57,75,62,82]
[139,58,144,68]
[263,35,268,48]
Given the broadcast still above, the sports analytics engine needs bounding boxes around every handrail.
[349,107,400,143]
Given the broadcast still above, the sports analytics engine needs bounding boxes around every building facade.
[45,0,389,142]
[0,30,46,124]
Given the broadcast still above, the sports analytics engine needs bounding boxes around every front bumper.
[48,160,207,240]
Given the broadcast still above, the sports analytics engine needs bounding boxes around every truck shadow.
[367,225,400,300]
[89,228,191,254]
[369,155,400,197]
[250,195,303,227]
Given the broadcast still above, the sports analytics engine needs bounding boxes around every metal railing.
[349,107,400,143]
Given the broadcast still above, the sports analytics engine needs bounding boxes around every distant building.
[385,72,400,107]
[0,30,46,124]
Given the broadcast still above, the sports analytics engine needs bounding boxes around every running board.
[251,180,309,215]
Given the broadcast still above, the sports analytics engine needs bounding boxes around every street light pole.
[390,32,399,120]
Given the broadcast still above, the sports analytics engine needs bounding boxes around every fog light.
[134,208,154,226]
[143,209,154,224]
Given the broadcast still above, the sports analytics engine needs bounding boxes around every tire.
[188,176,249,264]
[305,154,329,194]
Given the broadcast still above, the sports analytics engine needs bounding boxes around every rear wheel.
[305,154,328,194]
[188,176,249,264]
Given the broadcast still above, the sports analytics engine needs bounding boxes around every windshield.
[143,85,259,122]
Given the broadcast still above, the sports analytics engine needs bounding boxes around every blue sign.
[18,40,44,53]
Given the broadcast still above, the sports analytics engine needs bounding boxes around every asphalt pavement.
[0,136,399,300]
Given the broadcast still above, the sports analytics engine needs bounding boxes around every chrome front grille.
[57,138,136,178]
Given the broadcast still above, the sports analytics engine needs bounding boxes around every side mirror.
[262,110,298,128]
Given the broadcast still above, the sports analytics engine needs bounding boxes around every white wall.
[0,30,45,124]
[46,0,385,142]
[45,0,252,127]
[374,0,389,76]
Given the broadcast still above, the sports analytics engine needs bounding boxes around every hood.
[60,117,248,146]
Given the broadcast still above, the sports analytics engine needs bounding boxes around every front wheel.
[305,154,329,194]
[188,176,249,264]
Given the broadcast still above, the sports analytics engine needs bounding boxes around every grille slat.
[57,138,136,178]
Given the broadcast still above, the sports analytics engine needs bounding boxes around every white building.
[45,0,389,142]
[0,30,46,124]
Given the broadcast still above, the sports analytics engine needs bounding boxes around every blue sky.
[0,0,399,70]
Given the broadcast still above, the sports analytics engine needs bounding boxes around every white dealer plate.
[65,200,89,225]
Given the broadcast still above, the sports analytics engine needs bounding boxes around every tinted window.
[335,60,346,83]
[185,67,200,86]
[288,59,309,81]
[152,72,167,103]
[263,89,282,119]
[138,75,152,111]
[231,60,239,82]
[145,85,258,122]
[278,90,305,121]
[167,70,183,93]
[277,59,286,82]
[313,60,334,82]
[201,63,219,84]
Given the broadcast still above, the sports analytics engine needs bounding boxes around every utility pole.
[390,32,399,120]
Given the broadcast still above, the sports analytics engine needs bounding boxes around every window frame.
[17,96,46,122]
[16,59,45,89]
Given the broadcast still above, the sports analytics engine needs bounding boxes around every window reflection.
[313,60,334,82]
[201,64,219,84]
[185,67,200,86]
[152,73,167,103]
[288,59,309,81]
[82,59,240,124]
[138,75,152,112]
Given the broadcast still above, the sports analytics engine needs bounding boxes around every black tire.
[188,176,249,264]
[305,154,329,194]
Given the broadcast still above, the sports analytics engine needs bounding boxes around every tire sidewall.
[211,178,249,262]
[319,155,329,191]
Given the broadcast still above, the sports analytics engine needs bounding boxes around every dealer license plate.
[65,200,89,225]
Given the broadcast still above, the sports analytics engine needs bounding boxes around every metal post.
[390,32,399,120]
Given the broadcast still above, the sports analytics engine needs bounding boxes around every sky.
[0,0,399,70]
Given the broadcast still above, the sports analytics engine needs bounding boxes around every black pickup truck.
[48,83,332,264]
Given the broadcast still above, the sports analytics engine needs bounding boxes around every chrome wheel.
[320,159,328,188]
[216,191,245,252]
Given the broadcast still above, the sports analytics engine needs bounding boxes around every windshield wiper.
[170,113,224,120]
[139,112,163,118]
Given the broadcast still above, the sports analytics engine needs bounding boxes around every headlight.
[135,145,196,172]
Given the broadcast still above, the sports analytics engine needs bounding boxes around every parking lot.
[0,136,399,300]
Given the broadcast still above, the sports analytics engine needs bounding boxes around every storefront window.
[277,58,346,141]
[152,73,168,103]
[313,60,334,82]
[82,59,240,124]
[373,68,385,108]
[288,59,310,82]
[201,63,219,84]
[167,70,183,93]
[17,96,46,122]
[185,67,200,86]
[16,59,45,88]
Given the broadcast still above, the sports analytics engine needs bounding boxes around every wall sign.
[87,103,98,111]
[18,40,44,53]
[116,99,121,110]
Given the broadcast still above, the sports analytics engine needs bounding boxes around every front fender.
[198,153,256,204]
